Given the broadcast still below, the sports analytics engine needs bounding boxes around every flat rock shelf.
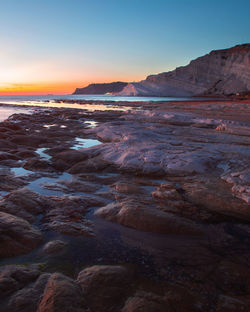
[0,99,250,312]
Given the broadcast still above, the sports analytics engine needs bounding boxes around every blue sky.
[0,0,249,93]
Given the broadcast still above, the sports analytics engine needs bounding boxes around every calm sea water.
[0,94,208,103]
[0,94,213,121]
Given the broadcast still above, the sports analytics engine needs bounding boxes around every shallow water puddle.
[0,106,33,122]
[43,124,57,129]
[0,190,8,198]
[43,124,67,129]
[27,172,104,199]
[84,121,98,128]
[28,172,72,196]
[11,167,34,177]
[0,101,134,111]
[72,137,101,150]
[36,148,51,160]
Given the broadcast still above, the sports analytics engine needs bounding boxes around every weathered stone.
[77,265,133,312]
[0,188,47,222]
[6,273,51,312]
[24,159,53,172]
[53,150,89,165]
[215,295,250,312]
[0,264,40,299]
[68,157,110,173]
[0,212,42,257]
[47,219,94,236]
[0,171,27,192]
[95,200,203,235]
[37,273,88,312]
[164,284,206,312]
[43,240,67,254]
[10,135,48,147]
[212,260,250,296]
[122,291,167,312]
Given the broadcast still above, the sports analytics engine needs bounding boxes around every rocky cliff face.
[117,44,250,96]
[73,82,128,95]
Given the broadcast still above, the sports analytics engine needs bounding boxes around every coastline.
[0,98,250,310]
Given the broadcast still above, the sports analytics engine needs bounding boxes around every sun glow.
[0,45,145,95]
[0,82,83,95]
[0,39,147,95]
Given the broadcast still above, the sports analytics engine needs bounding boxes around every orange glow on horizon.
[0,75,141,95]
[0,82,86,95]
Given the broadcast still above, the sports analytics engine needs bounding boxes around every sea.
[0,94,208,103]
[0,94,212,121]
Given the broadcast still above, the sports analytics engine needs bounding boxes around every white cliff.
[117,44,250,96]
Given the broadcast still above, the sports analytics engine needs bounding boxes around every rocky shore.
[0,99,250,311]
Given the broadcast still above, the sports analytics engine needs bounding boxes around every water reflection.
[84,121,98,128]
[0,101,133,111]
[11,167,34,177]
[0,107,33,122]
[72,138,101,150]
[36,148,51,160]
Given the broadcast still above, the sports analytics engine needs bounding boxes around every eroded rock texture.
[0,99,250,311]
[117,44,250,96]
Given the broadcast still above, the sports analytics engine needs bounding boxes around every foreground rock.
[4,273,51,312]
[1,259,250,312]
[42,240,67,254]
[81,116,221,176]
[43,195,100,237]
[0,266,88,312]
[95,200,203,235]
[38,273,88,312]
[222,169,250,204]
[0,264,40,299]
[215,295,250,312]
[0,187,99,238]
[0,188,47,222]
[121,291,167,312]
[0,212,42,258]
[77,265,133,312]
[0,169,27,192]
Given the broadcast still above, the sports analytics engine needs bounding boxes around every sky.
[0,0,249,94]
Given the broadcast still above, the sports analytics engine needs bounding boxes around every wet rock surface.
[0,99,250,311]
[95,200,203,235]
[37,273,88,312]
[43,240,67,254]
[0,212,42,258]
[77,265,133,312]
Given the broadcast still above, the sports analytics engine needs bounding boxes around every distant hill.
[73,82,128,95]
[116,44,250,97]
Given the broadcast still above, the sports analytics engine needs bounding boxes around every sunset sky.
[0,0,250,95]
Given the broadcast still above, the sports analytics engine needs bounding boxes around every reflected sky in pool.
[36,148,51,160]
[11,167,34,177]
[72,138,101,150]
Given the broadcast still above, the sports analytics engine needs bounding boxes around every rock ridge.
[117,44,250,97]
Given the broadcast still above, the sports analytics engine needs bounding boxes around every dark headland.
[73,81,128,95]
